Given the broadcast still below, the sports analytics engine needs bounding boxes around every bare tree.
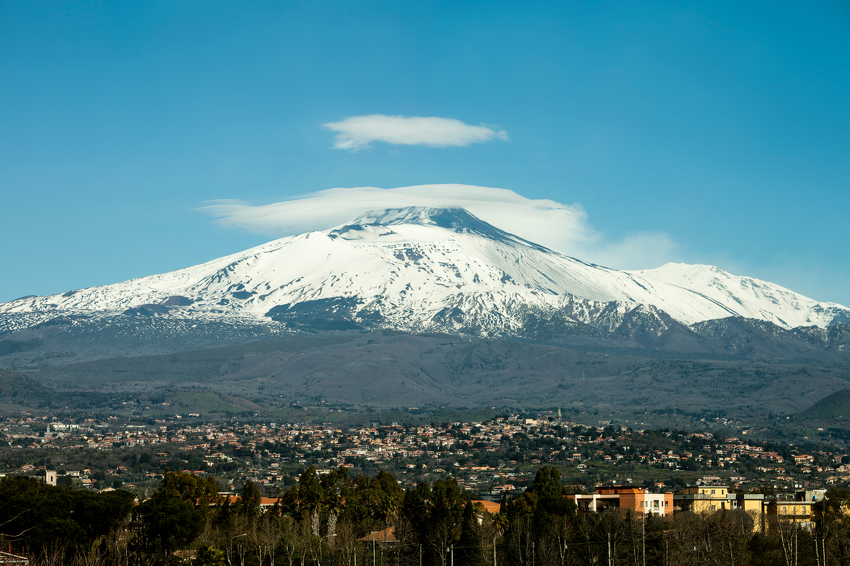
[706,509,752,566]
[277,516,303,566]
[507,514,535,566]
[255,514,285,566]
[774,516,799,566]
[32,542,66,566]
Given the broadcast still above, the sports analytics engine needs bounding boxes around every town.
[2,409,848,499]
[3,409,850,565]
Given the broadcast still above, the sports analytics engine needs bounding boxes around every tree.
[0,475,135,560]
[428,478,465,566]
[458,500,485,566]
[136,492,205,563]
[135,472,216,563]
[400,479,466,566]
[254,513,285,566]
[503,466,579,566]
[815,487,850,565]
[197,545,227,566]
[159,470,220,509]
[295,466,325,536]
[240,480,262,518]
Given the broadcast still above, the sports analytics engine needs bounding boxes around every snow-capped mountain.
[632,263,850,329]
[1,207,847,337]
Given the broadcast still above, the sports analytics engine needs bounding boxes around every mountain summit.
[2,207,847,338]
[330,207,544,251]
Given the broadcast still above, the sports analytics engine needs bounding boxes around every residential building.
[570,486,674,517]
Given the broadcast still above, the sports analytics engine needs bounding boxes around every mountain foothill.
[1,207,849,421]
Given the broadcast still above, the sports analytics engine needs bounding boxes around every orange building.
[471,500,501,514]
[569,486,673,516]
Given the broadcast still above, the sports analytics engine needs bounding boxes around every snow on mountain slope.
[1,207,847,334]
[631,263,850,329]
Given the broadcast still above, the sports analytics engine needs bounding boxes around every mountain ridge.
[2,207,847,341]
[2,206,848,417]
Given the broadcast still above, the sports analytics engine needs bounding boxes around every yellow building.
[728,493,765,514]
[674,485,827,534]
[728,493,767,533]
[767,500,814,526]
[764,491,825,532]
[674,485,732,513]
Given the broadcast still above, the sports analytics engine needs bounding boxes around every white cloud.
[199,184,685,271]
[592,232,685,272]
[323,115,508,151]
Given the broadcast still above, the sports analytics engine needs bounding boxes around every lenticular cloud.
[323,115,508,151]
[199,184,683,271]
[201,185,585,247]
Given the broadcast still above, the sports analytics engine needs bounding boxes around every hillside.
[17,332,850,417]
[797,389,850,421]
[0,369,52,407]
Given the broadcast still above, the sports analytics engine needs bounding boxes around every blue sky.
[2,1,849,306]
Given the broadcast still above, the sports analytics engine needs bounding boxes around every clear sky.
[2,1,849,306]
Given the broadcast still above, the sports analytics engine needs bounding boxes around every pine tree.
[458,499,485,566]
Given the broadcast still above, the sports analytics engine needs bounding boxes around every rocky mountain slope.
[2,207,847,344]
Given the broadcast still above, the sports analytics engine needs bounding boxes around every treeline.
[4,466,850,565]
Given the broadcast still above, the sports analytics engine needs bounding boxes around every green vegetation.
[6,467,850,565]
[6,332,850,423]
[798,389,850,420]
[0,476,135,558]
